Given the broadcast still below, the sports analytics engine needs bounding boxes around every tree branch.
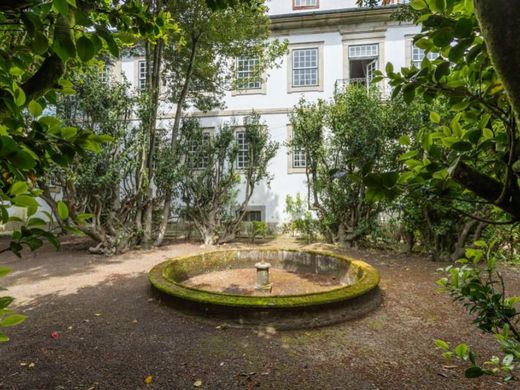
[451,161,520,220]
[0,1,41,12]
[474,0,520,123]
[0,54,65,118]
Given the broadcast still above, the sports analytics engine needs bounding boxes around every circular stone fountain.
[149,249,381,329]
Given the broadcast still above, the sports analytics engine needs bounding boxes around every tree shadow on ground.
[0,239,513,389]
[0,237,126,287]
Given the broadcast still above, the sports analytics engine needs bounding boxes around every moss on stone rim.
[148,248,380,309]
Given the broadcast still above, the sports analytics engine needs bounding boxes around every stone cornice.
[269,6,405,35]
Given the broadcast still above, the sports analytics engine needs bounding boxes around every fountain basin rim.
[148,248,380,309]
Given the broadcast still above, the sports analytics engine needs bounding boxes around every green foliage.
[163,0,287,112]
[370,0,520,221]
[437,240,520,381]
[206,0,263,9]
[0,268,26,342]
[290,85,419,246]
[367,1,520,380]
[484,225,520,264]
[173,114,278,245]
[0,1,171,255]
[46,70,137,254]
[285,194,317,244]
[250,221,268,243]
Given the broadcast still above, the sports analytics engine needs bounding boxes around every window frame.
[241,206,266,222]
[287,42,324,93]
[236,56,262,90]
[347,43,380,84]
[342,40,383,88]
[232,56,266,96]
[236,130,249,170]
[411,44,439,67]
[243,210,262,222]
[292,48,319,88]
[137,60,148,91]
[187,129,213,170]
[293,0,319,10]
[287,125,307,174]
[348,44,379,59]
[292,146,307,169]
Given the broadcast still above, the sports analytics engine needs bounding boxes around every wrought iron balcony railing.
[334,78,392,97]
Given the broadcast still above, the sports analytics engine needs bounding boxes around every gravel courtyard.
[0,237,516,389]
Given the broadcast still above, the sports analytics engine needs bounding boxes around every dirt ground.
[1,236,519,389]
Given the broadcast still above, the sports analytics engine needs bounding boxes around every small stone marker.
[255,261,272,292]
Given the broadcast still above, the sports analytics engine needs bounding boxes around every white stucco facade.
[120,1,420,226]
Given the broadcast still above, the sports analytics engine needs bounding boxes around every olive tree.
[41,71,142,254]
[154,0,286,245]
[173,114,278,245]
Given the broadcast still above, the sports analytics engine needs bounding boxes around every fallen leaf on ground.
[442,365,457,369]
[132,320,138,324]
[193,379,202,387]
[144,375,153,384]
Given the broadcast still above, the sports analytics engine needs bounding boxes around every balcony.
[334,78,391,97]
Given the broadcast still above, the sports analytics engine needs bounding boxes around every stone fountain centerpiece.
[255,260,272,292]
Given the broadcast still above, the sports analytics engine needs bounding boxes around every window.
[236,57,261,90]
[188,131,211,169]
[287,125,307,173]
[349,44,379,59]
[293,0,319,9]
[236,131,249,169]
[100,64,112,83]
[347,44,379,86]
[412,45,439,67]
[292,146,306,168]
[243,210,262,222]
[292,48,319,87]
[288,43,323,93]
[138,60,147,90]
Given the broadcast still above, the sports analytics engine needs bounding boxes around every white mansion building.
[125,0,421,226]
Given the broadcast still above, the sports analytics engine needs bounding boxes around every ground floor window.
[243,210,262,222]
